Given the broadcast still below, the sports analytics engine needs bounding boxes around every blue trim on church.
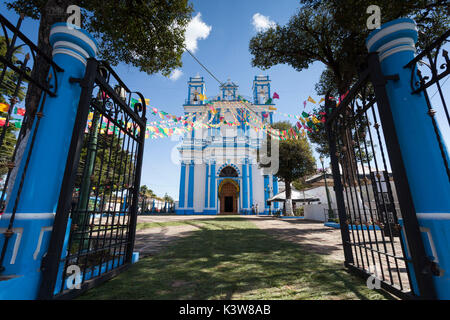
[179,163,186,208]
[249,164,253,207]
[187,162,195,208]
[264,175,270,209]
[273,175,279,209]
[242,162,248,211]
[209,162,216,209]
[204,163,209,208]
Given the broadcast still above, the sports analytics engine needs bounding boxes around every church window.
[219,166,238,177]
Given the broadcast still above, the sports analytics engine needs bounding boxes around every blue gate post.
[0,23,97,299]
[366,19,450,299]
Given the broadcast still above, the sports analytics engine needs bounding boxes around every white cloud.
[169,69,183,81]
[185,13,212,52]
[252,13,276,32]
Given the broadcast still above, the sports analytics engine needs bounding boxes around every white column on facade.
[194,163,206,213]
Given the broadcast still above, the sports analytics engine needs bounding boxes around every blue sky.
[1,1,448,200]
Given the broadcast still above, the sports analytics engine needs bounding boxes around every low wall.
[304,204,328,222]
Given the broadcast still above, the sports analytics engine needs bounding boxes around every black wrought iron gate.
[326,53,436,299]
[38,59,146,299]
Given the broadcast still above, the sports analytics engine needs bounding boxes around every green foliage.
[276,137,316,181]
[249,4,359,94]
[302,0,449,49]
[294,206,304,216]
[4,0,44,20]
[140,185,156,197]
[6,0,194,76]
[271,121,292,131]
[163,193,174,203]
[249,1,449,157]
[306,105,329,156]
[262,121,316,213]
[0,36,26,176]
[272,124,316,185]
[292,178,308,191]
[306,101,375,160]
[250,1,449,94]
[76,132,134,195]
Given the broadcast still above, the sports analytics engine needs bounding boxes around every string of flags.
[141,91,335,140]
[0,102,26,128]
[0,90,339,141]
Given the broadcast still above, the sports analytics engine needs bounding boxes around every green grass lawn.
[136,220,205,230]
[80,217,390,300]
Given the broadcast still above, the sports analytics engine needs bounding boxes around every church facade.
[176,75,279,215]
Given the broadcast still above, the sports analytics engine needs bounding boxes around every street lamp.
[320,156,334,221]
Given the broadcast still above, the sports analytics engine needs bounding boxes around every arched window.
[219,166,238,177]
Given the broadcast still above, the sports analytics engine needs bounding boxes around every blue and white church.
[176,75,280,215]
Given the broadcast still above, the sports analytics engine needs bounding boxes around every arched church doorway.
[219,181,238,214]
[218,178,239,215]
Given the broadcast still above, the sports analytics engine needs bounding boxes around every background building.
[176,75,279,215]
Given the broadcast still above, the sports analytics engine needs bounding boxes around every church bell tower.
[252,75,271,105]
[186,74,206,105]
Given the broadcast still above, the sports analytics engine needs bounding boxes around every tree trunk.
[24,0,73,132]
[334,84,358,189]
[285,180,294,216]
[341,125,358,187]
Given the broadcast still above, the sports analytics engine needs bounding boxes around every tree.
[140,185,156,198]
[292,178,308,192]
[264,121,316,216]
[249,0,449,96]
[163,193,174,203]
[6,0,193,130]
[140,185,149,195]
[0,36,26,177]
[250,1,448,184]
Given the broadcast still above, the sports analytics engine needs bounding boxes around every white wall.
[252,164,265,212]
[297,186,337,221]
[194,163,206,213]
[304,204,328,222]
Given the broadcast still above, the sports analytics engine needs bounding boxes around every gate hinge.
[69,77,90,88]
[40,252,50,272]
[423,256,441,277]
[385,74,399,81]
[69,77,82,84]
